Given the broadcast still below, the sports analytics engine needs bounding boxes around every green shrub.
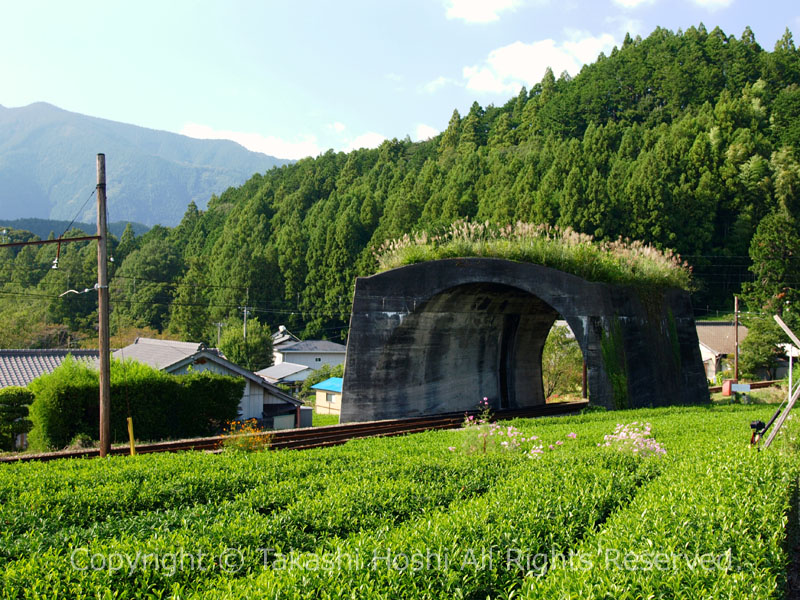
[28,356,98,451]
[176,371,243,436]
[66,433,95,450]
[110,359,177,442]
[27,357,243,450]
[0,386,34,451]
[1,405,795,598]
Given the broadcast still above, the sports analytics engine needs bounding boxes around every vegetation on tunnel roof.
[375,220,693,291]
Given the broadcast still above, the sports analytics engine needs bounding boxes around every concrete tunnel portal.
[380,282,565,412]
[340,258,708,423]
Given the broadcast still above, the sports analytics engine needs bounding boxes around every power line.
[58,187,99,240]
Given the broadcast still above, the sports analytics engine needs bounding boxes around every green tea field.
[1,404,798,599]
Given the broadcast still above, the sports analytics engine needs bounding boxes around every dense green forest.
[1,24,799,350]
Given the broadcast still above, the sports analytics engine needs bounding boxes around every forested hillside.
[1,24,799,349]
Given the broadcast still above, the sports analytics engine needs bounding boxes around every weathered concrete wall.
[341,258,708,422]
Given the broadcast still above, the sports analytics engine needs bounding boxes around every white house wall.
[239,380,263,420]
[276,352,345,370]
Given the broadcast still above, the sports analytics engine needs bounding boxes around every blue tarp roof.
[311,377,343,393]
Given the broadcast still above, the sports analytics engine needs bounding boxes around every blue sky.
[1,0,798,159]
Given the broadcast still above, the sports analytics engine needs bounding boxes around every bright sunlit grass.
[376,220,692,290]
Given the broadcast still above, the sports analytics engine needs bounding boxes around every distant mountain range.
[0,217,150,240]
[0,102,291,226]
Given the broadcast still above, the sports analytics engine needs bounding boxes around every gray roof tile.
[0,349,101,388]
[112,337,206,370]
[696,322,748,356]
[279,340,346,353]
[256,362,311,382]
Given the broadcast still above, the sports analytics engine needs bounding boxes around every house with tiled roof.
[696,322,748,381]
[273,339,346,370]
[0,349,100,389]
[112,338,207,370]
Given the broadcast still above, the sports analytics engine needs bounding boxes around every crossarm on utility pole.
[0,235,100,249]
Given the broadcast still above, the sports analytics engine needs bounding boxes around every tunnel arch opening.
[380,282,577,415]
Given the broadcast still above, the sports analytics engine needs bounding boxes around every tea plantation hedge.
[0,404,797,599]
[26,357,243,450]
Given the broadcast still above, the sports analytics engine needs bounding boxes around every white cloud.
[462,32,616,94]
[606,16,646,39]
[180,122,320,160]
[563,30,617,64]
[611,0,655,8]
[345,132,387,152]
[330,122,346,133]
[415,124,440,141]
[444,0,523,23]
[423,76,460,93]
[690,0,732,8]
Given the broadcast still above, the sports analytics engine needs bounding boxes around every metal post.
[97,154,111,458]
[734,296,739,381]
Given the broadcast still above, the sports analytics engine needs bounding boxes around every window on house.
[326,392,334,403]
[315,357,321,362]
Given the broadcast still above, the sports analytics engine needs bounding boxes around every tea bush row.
[521,409,800,598]
[189,449,655,599]
[0,404,796,599]
[1,436,523,596]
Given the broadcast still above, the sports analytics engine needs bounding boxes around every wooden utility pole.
[97,154,111,458]
[734,296,739,381]
[241,306,251,340]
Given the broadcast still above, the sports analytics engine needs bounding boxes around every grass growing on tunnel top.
[375,220,692,290]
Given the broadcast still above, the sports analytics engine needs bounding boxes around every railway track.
[707,379,782,394]
[0,401,588,463]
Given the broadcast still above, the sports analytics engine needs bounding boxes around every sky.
[1,0,799,160]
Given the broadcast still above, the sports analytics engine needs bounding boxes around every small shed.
[311,377,343,415]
